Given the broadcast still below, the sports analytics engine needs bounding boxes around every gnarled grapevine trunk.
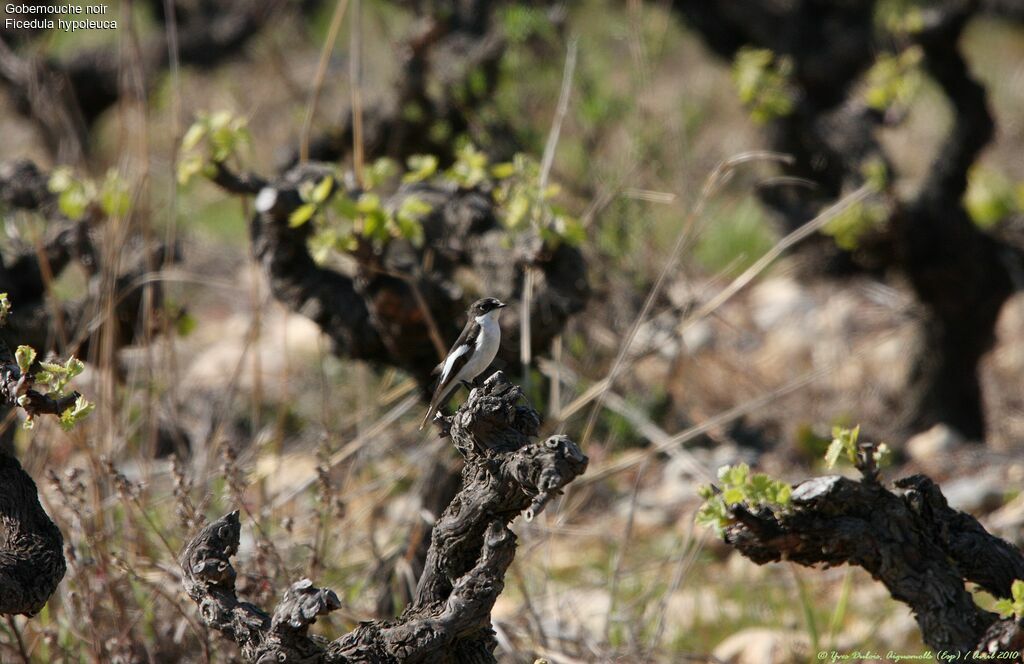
[180,371,588,662]
[673,0,1024,439]
[718,444,1024,655]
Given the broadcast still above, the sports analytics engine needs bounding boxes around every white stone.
[749,277,814,331]
[905,424,964,463]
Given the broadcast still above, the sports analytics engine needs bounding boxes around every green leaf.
[397,195,432,220]
[994,598,1015,619]
[505,194,530,230]
[731,47,795,123]
[861,158,890,192]
[176,109,247,184]
[395,213,425,247]
[824,439,843,469]
[64,357,85,381]
[362,208,389,241]
[863,48,923,112]
[59,396,95,431]
[696,496,731,533]
[775,483,792,505]
[209,110,232,129]
[48,167,74,194]
[449,141,489,188]
[181,122,207,152]
[554,215,585,246]
[356,192,382,214]
[0,292,11,325]
[490,162,516,180]
[289,203,317,227]
[199,111,248,164]
[311,176,334,204]
[822,198,890,251]
[309,227,344,264]
[366,158,398,188]
[720,463,750,487]
[964,166,1017,229]
[333,194,359,219]
[15,345,36,374]
[404,155,439,183]
[722,487,745,505]
[698,465,791,536]
[34,356,84,394]
[176,312,197,338]
[100,170,131,217]
[177,154,205,186]
[826,425,862,467]
[58,185,90,220]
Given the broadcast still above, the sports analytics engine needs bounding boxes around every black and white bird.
[419,297,507,430]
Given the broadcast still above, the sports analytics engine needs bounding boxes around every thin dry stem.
[299,0,352,164]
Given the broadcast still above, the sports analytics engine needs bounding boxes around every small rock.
[988,493,1024,538]
[905,424,964,464]
[749,278,814,331]
[942,471,1004,513]
[713,627,809,664]
[679,319,714,354]
[634,314,680,359]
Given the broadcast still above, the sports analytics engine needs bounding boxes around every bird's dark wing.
[437,318,480,385]
[420,318,480,429]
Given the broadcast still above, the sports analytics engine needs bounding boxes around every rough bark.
[218,161,588,391]
[720,444,1024,655]
[892,5,1016,438]
[0,335,83,617]
[673,0,1024,439]
[180,370,588,663]
[196,0,582,618]
[0,156,179,616]
[0,452,67,618]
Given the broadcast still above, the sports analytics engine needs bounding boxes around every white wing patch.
[439,344,470,384]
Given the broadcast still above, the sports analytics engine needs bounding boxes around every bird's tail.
[418,403,436,431]
[419,383,452,431]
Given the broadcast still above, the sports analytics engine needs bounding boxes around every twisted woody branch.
[0,157,171,616]
[673,0,1024,439]
[180,371,588,662]
[200,2,583,618]
[213,160,588,391]
[0,336,80,617]
[721,446,1024,655]
[200,0,583,392]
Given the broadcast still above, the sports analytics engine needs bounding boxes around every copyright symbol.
[818,653,828,661]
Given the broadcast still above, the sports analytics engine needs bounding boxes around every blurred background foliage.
[2,0,1024,661]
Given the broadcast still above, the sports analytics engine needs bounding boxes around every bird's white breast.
[461,311,501,380]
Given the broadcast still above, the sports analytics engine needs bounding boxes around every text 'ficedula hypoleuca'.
[419,297,507,430]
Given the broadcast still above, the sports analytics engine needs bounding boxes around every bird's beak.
[497,301,508,308]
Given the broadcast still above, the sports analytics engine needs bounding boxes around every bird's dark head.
[469,297,507,318]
